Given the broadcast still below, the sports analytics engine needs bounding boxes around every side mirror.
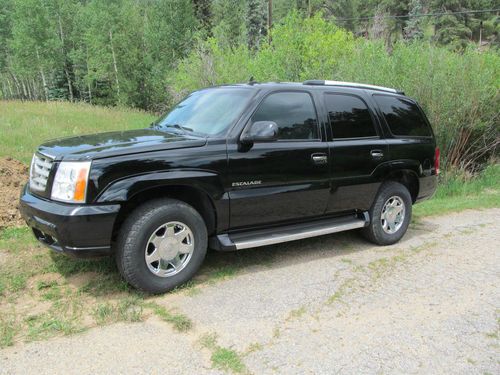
[240,121,279,143]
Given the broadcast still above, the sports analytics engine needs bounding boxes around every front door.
[227,91,330,230]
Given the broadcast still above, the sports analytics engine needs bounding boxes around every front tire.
[116,198,208,293]
[362,181,412,246]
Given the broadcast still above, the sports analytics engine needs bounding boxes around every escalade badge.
[232,180,262,187]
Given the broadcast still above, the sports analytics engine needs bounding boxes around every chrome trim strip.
[233,219,367,250]
[323,80,398,93]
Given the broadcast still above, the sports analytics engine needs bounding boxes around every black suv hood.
[38,128,207,161]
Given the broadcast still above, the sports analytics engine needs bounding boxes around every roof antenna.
[248,76,257,85]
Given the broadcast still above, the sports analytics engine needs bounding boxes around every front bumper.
[19,185,120,258]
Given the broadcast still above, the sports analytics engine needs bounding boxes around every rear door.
[227,90,330,229]
[323,91,388,213]
[372,94,436,173]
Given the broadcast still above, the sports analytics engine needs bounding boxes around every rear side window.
[252,92,319,140]
[373,95,431,137]
[324,93,377,139]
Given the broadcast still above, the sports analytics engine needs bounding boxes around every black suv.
[20,81,439,293]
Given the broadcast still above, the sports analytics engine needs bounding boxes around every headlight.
[51,161,91,203]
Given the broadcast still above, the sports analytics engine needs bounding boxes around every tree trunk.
[26,79,33,100]
[1,79,7,99]
[109,29,121,103]
[57,11,74,101]
[10,72,21,98]
[36,48,49,101]
[31,78,39,100]
[21,79,28,100]
[6,78,14,98]
[85,45,92,103]
[268,0,272,43]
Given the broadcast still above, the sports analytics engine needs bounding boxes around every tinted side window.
[252,92,318,140]
[373,95,431,137]
[325,94,377,139]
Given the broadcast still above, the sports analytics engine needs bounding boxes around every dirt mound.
[0,157,28,229]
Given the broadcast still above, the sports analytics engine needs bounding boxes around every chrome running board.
[211,212,369,251]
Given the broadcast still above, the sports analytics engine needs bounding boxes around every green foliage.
[169,12,499,172]
[405,0,425,40]
[0,2,498,173]
[1,0,499,107]
[142,0,197,111]
[212,0,247,48]
[250,12,354,81]
[247,0,267,50]
[332,40,499,171]
[171,12,354,90]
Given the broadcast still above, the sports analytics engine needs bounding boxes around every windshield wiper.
[162,124,194,135]
[153,122,206,138]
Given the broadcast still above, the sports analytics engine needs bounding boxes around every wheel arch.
[111,184,218,242]
[383,168,419,203]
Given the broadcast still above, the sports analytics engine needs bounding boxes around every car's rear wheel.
[361,181,412,246]
[116,198,207,293]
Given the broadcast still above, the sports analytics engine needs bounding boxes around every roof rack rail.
[303,80,404,95]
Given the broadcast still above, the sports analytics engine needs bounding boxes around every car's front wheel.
[116,198,207,293]
[362,181,412,246]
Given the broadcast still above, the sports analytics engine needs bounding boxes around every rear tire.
[362,181,412,246]
[116,198,207,294]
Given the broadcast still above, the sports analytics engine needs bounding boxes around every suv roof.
[221,80,404,95]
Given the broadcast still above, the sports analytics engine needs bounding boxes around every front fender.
[95,170,226,203]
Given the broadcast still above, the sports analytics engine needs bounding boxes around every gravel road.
[1,208,499,374]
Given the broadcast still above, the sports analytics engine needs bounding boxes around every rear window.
[373,95,431,137]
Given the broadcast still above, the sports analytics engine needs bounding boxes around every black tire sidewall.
[117,199,207,293]
[367,182,412,246]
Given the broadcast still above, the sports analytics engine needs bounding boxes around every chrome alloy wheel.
[380,196,406,234]
[144,221,194,277]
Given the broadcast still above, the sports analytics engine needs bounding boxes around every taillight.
[434,147,440,175]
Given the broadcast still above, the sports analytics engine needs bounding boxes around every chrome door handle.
[370,150,384,159]
[311,153,328,165]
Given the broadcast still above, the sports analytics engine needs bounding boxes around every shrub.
[169,12,499,173]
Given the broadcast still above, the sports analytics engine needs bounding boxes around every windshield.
[154,88,254,136]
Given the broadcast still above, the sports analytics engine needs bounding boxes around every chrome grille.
[30,153,54,192]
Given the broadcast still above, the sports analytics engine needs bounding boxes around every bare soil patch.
[0,157,28,229]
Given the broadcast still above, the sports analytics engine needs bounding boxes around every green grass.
[144,301,193,332]
[0,100,155,164]
[78,274,131,296]
[211,347,247,374]
[93,297,144,325]
[414,164,500,219]
[0,228,45,294]
[39,283,63,302]
[0,226,37,254]
[287,306,306,320]
[207,265,239,283]
[0,315,18,348]
[25,313,80,341]
[199,333,248,374]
